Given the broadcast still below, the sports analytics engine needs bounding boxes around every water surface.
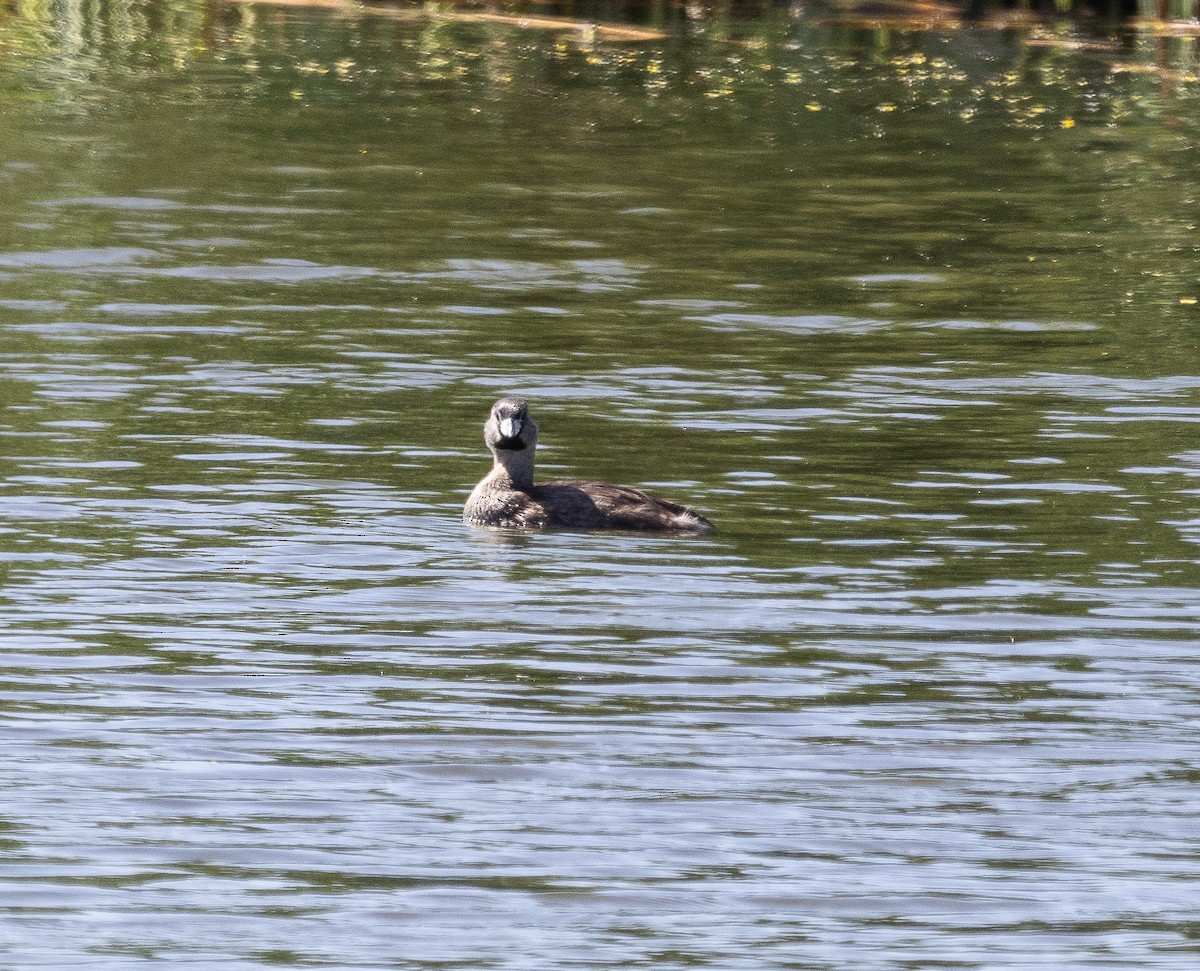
[2,3,1200,968]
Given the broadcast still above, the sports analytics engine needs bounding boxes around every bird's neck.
[491,446,535,490]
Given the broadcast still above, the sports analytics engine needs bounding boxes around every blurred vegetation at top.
[3,0,1200,106]
[4,0,1200,45]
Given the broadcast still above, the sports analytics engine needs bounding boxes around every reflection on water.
[2,2,1200,968]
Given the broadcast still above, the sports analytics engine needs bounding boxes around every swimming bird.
[464,397,712,533]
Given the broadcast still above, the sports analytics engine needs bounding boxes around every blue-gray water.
[2,3,1200,968]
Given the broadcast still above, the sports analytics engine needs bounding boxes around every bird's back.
[532,479,712,533]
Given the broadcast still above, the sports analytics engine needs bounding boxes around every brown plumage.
[463,397,713,534]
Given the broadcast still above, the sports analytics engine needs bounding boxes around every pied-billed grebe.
[464,397,713,533]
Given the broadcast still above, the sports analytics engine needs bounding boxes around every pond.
[2,1,1200,967]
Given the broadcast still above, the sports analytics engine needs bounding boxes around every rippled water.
[3,3,1200,968]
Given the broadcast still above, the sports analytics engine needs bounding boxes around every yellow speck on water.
[1061,118,1076,128]
[290,89,303,100]
[877,104,898,112]
[805,103,822,111]
[1181,297,1198,305]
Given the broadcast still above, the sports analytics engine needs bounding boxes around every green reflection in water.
[0,1,1198,592]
